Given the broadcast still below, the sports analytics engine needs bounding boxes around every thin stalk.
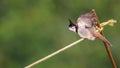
[25,38,84,68]
[104,42,117,68]
[92,9,117,68]
[101,32,117,68]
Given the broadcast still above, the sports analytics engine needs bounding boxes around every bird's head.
[68,19,77,32]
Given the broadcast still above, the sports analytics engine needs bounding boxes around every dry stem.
[25,38,84,68]
[101,32,117,68]
[92,9,117,68]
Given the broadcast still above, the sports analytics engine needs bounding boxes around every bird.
[68,10,112,46]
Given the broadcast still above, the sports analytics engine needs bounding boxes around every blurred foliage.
[0,0,120,68]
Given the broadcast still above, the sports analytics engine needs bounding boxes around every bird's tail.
[94,33,112,46]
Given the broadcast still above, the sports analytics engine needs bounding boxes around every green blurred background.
[0,0,120,68]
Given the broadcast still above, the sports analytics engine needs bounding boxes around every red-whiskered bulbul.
[68,10,112,46]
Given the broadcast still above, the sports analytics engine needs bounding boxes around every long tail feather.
[95,33,112,46]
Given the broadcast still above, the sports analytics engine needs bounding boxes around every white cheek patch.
[69,27,76,32]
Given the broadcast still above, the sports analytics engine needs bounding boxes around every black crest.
[68,19,76,27]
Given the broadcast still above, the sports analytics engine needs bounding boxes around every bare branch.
[25,38,84,68]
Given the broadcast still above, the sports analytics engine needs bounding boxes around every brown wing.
[88,9,101,27]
